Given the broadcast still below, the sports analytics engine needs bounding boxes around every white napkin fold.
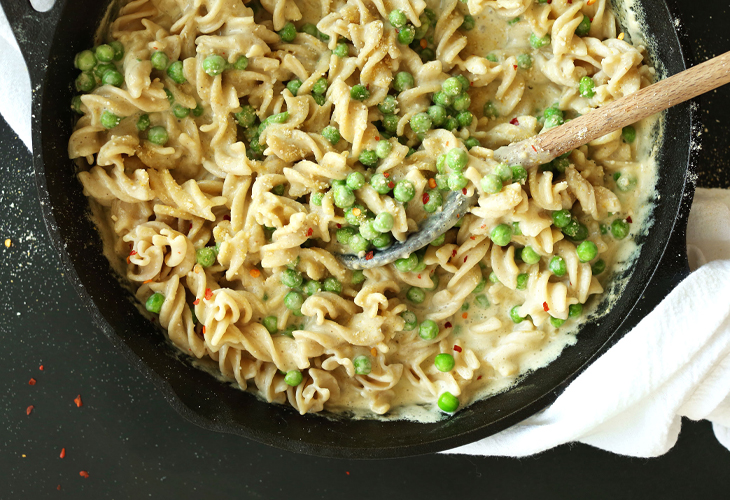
[3,5,729,458]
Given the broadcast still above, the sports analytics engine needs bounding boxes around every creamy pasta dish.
[68,0,657,421]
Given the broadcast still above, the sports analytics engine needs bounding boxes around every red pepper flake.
[470,236,476,240]
[626,216,633,223]
[513,64,518,70]
[481,224,486,229]
[422,192,430,205]
[463,256,468,263]
[383,172,390,178]
[365,250,374,260]
[470,81,474,86]
[510,118,519,126]
[28,378,36,386]
[451,249,457,258]
[417,274,422,279]
[74,395,83,408]
[420,38,428,49]
[543,301,550,312]
[306,227,314,237]
[346,471,350,476]
[453,345,462,352]
[462,188,467,195]
[129,250,137,256]
[193,298,200,305]
[26,405,34,416]
[336,223,342,228]
[202,326,207,335]
[223,214,231,221]
[57,485,61,491]
[477,375,482,380]
[388,181,395,188]
[375,136,380,141]
[79,471,89,479]
[60,448,66,459]
[531,145,537,152]
[205,288,213,300]
[445,321,452,328]
[250,268,261,278]
[39,365,44,371]
[462,312,468,319]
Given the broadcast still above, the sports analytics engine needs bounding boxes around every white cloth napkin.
[3,5,730,458]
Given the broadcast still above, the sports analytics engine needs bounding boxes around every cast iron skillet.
[2,0,698,458]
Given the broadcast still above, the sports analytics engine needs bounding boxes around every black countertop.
[2,1,730,498]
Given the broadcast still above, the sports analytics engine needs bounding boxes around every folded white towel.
[3,4,729,458]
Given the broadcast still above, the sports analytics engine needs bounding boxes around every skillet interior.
[4,0,697,458]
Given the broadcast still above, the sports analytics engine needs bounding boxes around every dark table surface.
[2,1,730,498]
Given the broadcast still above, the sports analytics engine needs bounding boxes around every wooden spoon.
[339,50,730,270]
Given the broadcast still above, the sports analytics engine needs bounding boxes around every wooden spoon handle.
[494,50,730,167]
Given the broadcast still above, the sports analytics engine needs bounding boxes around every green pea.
[151,51,169,70]
[167,60,185,84]
[395,254,418,273]
[432,90,453,107]
[310,78,327,96]
[489,272,500,283]
[195,247,217,267]
[258,112,289,134]
[75,50,97,71]
[71,95,84,115]
[280,325,297,338]
[145,292,165,313]
[148,126,168,145]
[284,79,301,96]
[442,77,463,97]
[333,42,349,58]
[481,174,502,194]
[552,210,572,228]
[552,157,570,173]
[407,287,426,304]
[521,246,540,265]
[109,40,125,59]
[284,291,304,311]
[95,44,115,63]
[475,294,490,308]
[203,54,227,76]
[100,110,121,129]
[370,173,391,193]
[591,259,606,275]
[353,355,372,375]
[433,174,448,191]
[373,212,394,232]
[192,104,203,117]
[550,317,565,328]
[508,17,521,26]
[456,75,470,92]
[510,305,525,323]
[569,303,583,318]
[231,55,248,70]
[419,48,436,62]
[457,111,473,128]
[575,15,591,36]
[371,232,390,248]
[398,25,416,45]
[530,33,551,49]
[382,114,399,134]
[389,9,407,28]
[576,240,598,262]
[100,69,123,87]
[133,114,150,132]
[349,234,370,253]
[461,14,475,31]
[511,165,527,183]
[336,227,357,245]
[401,310,417,330]
[611,219,630,239]
[490,224,512,246]
[622,125,637,143]
[342,172,364,191]
[434,353,456,372]
[234,105,257,128]
[378,95,397,114]
[300,23,318,37]
[419,319,439,340]
[579,76,596,98]
[414,13,430,39]
[322,125,340,145]
[375,140,392,159]
[333,185,356,208]
[448,172,468,191]
[446,148,468,171]
[351,270,366,284]
[443,116,459,131]
[453,93,471,112]
[359,220,380,241]
[322,277,341,294]
[350,84,370,101]
[410,112,432,135]
[300,279,321,296]
[438,392,459,412]
[393,180,416,203]
[285,370,304,386]
[263,316,278,334]
[563,220,588,241]
[164,88,174,105]
[278,22,297,42]
[393,71,415,93]
[310,192,324,207]
[344,205,367,226]
[75,72,96,93]
[483,101,499,119]
[430,234,446,246]
[486,53,499,63]
[172,104,189,119]
[94,62,116,79]
[422,189,443,213]
[428,105,447,127]
[464,137,479,150]
[517,54,533,69]
[549,255,567,276]
[280,268,303,289]
[493,164,511,183]
[516,273,528,290]
[616,173,637,192]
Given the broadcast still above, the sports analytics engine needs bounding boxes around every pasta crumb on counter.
[67,0,657,421]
